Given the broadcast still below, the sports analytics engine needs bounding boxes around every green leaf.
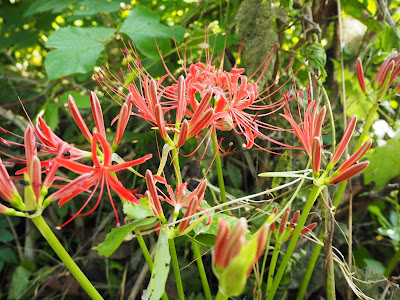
[94,218,157,257]
[124,197,155,219]
[120,6,185,59]
[304,43,327,78]
[226,161,243,189]
[24,0,78,17]
[42,103,59,131]
[8,264,32,300]
[0,229,14,243]
[45,26,116,80]
[377,26,400,52]
[364,133,400,190]
[0,248,18,265]
[342,0,382,32]
[60,91,91,109]
[142,228,170,300]
[74,0,121,16]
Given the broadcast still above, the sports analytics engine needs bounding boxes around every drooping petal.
[69,95,93,142]
[106,172,139,204]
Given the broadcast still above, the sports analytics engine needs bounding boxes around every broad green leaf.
[120,6,185,59]
[60,91,91,109]
[8,264,32,300]
[377,26,400,52]
[24,0,78,17]
[142,228,170,300]
[94,218,157,257]
[364,133,400,190]
[0,229,14,243]
[124,197,155,219]
[218,236,258,297]
[0,248,18,265]
[42,103,59,131]
[74,0,121,16]
[45,26,116,80]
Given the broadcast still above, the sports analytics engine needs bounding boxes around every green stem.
[322,200,336,300]
[215,289,228,300]
[212,131,227,205]
[355,103,379,150]
[384,246,400,277]
[296,235,323,300]
[266,240,282,296]
[169,239,185,300]
[266,184,324,300]
[135,230,169,300]
[171,148,182,184]
[31,215,103,300]
[191,240,212,300]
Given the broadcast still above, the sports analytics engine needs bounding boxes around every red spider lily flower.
[48,132,152,228]
[280,90,327,156]
[96,33,297,156]
[113,94,133,149]
[145,170,165,219]
[312,137,322,175]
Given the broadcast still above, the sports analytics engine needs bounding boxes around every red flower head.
[48,132,152,229]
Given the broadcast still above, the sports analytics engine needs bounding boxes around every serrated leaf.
[24,0,78,17]
[364,133,400,190]
[94,218,157,257]
[142,228,170,300]
[45,26,116,80]
[60,91,91,109]
[120,6,185,59]
[123,197,155,219]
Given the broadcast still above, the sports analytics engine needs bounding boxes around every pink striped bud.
[176,75,186,124]
[289,210,300,228]
[69,95,92,142]
[177,119,189,148]
[113,95,132,147]
[331,115,357,166]
[30,155,42,201]
[328,161,370,184]
[0,158,24,211]
[312,137,322,175]
[145,170,164,218]
[188,108,214,137]
[24,126,36,172]
[89,91,106,138]
[314,106,327,139]
[356,58,367,93]
[270,207,278,232]
[178,196,198,233]
[214,219,231,268]
[154,104,168,139]
[191,90,213,125]
[376,60,395,88]
[220,218,247,268]
[279,208,290,234]
[148,78,159,111]
[337,139,372,173]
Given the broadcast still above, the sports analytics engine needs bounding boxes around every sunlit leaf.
[60,91,91,109]
[73,0,121,16]
[24,0,78,17]
[120,5,185,59]
[45,26,115,80]
[123,197,155,219]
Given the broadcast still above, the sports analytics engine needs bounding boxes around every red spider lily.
[144,170,209,232]
[270,207,317,242]
[280,90,327,156]
[48,132,153,229]
[0,157,25,211]
[96,33,298,156]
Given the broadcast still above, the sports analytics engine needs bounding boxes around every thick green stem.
[191,240,212,300]
[31,215,103,300]
[384,246,400,277]
[322,200,336,300]
[215,290,228,300]
[266,241,282,296]
[171,148,182,184]
[212,132,227,205]
[296,235,323,300]
[169,239,185,300]
[266,185,323,300]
